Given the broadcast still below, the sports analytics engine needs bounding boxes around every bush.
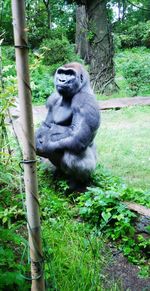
[3,46,15,61]
[77,165,150,266]
[30,64,54,103]
[122,51,150,96]
[115,21,150,49]
[39,37,81,74]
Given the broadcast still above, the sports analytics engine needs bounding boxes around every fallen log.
[124,201,150,217]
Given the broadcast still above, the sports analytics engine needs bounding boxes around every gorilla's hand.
[36,123,72,155]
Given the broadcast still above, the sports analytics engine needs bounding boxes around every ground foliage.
[0,87,150,287]
[0,151,149,290]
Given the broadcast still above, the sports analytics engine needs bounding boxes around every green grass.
[38,170,110,290]
[43,218,105,290]
[96,106,150,191]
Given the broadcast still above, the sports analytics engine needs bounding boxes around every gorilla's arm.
[45,101,100,154]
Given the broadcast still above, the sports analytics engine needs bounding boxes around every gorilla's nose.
[59,78,66,83]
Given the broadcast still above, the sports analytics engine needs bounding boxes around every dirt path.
[100,96,150,110]
[10,96,150,125]
[9,96,150,147]
[105,248,150,291]
[31,97,150,119]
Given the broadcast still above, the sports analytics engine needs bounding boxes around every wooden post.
[11,1,45,290]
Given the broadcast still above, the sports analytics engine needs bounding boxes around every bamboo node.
[31,259,44,280]
[20,159,37,164]
[14,45,29,49]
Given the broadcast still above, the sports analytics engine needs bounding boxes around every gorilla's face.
[55,67,83,98]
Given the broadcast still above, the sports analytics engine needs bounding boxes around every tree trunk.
[75,5,89,62]
[122,0,126,20]
[47,2,51,29]
[43,0,51,29]
[118,0,121,21]
[75,0,117,94]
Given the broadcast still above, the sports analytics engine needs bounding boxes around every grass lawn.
[96,105,150,191]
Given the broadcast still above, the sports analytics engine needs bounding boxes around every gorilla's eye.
[80,74,83,82]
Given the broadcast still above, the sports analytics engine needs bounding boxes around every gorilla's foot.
[65,177,90,195]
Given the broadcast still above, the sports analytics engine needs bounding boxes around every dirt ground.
[105,248,150,291]
[99,96,150,110]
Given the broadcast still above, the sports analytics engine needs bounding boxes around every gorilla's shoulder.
[72,92,100,127]
[46,92,61,109]
[72,92,98,108]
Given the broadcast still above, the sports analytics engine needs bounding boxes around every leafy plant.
[76,165,150,266]
[39,37,81,74]
[77,186,136,233]
[116,21,150,49]
[30,55,54,102]
[0,229,29,290]
[123,54,150,96]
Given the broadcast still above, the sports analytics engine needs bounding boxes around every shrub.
[76,165,150,266]
[30,65,54,102]
[39,37,81,74]
[115,21,150,49]
[3,46,15,61]
[122,52,150,96]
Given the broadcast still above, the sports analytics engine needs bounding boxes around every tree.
[43,0,52,29]
[75,5,89,62]
[69,0,117,94]
[111,0,150,48]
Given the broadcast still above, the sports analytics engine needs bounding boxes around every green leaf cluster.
[39,37,81,74]
[114,21,150,49]
[0,229,29,290]
[122,51,150,96]
[77,165,150,267]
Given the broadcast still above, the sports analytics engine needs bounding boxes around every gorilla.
[36,62,100,185]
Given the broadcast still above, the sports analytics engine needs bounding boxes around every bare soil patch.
[105,248,150,291]
[100,96,150,110]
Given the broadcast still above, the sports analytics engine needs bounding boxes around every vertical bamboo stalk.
[11,1,45,290]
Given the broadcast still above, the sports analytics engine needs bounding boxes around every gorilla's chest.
[52,99,73,126]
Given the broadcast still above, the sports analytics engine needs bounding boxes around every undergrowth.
[38,164,150,282]
[0,122,149,290]
[77,166,150,266]
[0,155,150,290]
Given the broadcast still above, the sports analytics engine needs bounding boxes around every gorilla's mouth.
[57,85,67,91]
[56,85,72,96]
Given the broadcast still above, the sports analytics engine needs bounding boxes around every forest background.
[1,0,150,101]
[0,0,150,290]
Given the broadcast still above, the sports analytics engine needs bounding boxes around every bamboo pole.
[11,1,45,290]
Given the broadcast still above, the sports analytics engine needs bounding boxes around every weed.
[76,165,150,268]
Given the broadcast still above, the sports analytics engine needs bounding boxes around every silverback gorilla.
[36,62,100,184]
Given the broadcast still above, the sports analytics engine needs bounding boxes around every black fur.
[36,62,100,181]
